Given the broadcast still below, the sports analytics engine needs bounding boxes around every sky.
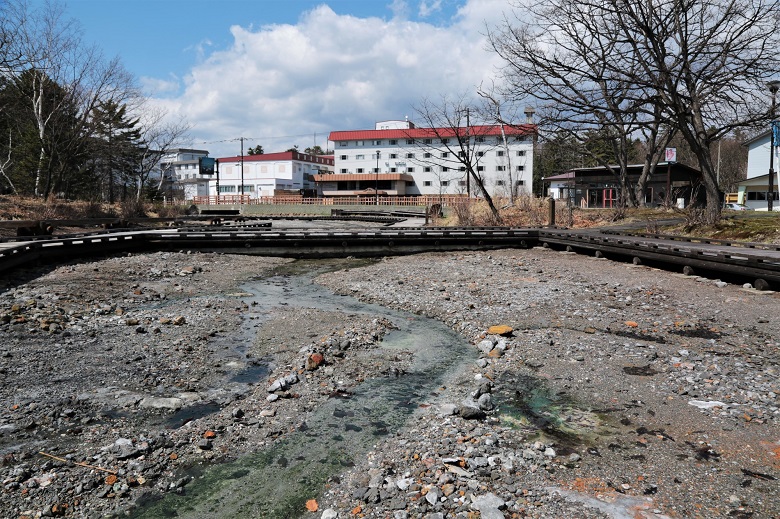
[54,0,515,158]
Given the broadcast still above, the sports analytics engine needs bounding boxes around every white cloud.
[139,76,180,96]
[418,0,443,18]
[151,1,509,157]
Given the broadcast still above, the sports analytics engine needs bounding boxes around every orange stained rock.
[625,321,639,327]
[104,475,117,485]
[488,324,514,335]
[350,505,362,515]
[305,499,318,512]
[203,430,217,439]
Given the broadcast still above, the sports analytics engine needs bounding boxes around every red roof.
[328,124,535,142]
[217,151,333,165]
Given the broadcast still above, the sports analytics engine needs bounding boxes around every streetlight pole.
[375,150,380,206]
[768,81,780,211]
[239,137,245,204]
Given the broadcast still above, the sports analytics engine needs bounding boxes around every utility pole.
[239,136,245,203]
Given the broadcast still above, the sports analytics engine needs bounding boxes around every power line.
[189,132,324,146]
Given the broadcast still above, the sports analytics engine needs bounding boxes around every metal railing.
[186,195,471,207]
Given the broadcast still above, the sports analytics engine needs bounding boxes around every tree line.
[0,0,189,203]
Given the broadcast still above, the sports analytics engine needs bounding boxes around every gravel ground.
[0,245,778,518]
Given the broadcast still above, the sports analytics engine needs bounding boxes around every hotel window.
[496,165,506,171]
[372,140,382,145]
[441,138,449,144]
[424,166,432,172]
[424,139,432,144]
[355,154,365,159]
[423,180,432,186]
[496,180,505,186]
[477,151,484,157]
[390,167,397,172]
[476,136,485,142]
[441,152,449,158]
[424,152,432,158]
[373,167,380,173]
[516,180,525,186]
[390,153,398,159]
[477,166,485,172]
[406,139,414,144]
[339,142,347,147]
[441,166,449,172]
[406,153,414,159]
[389,139,398,145]
[516,165,525,171]
[340,155,348,160]
[459,166,466,172]
[497,150,505,157]
[441,180,450,186]
[340,168,348,173]
[459,180,467,186]
[407,167,415,172]
[517,150,526,156]
[459,151,466,157]
[356,168,364,173]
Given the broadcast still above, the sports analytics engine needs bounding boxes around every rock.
[487,325,513,336]
[477,339,495,354]
[458,406,486,420]
[321,510,338,519]
[305,352,325,371]
[471,492,506,519]
[425,486,440,505]
[139,397,183,410]
[477,393,494,411]
[439,403,458,415]
[197,439,212,450]
[172,316,186,326]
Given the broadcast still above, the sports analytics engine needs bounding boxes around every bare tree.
[6,0,135,197]
[608,0,780,222]
[491,0,780,222]
[133,106,191,202]
[410,94,504,221]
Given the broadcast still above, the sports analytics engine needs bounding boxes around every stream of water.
[132,260,475,518]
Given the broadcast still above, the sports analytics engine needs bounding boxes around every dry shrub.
[150,202,188,218]
[119,198,148,219]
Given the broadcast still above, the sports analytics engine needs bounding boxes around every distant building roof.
[217,151,333,165]
[329,124,536,142]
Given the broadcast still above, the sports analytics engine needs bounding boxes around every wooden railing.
[186,195,471,207]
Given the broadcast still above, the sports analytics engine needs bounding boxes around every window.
[441,138,449,144]
[340,168,348,173]
[441,180,450,186]
[372,140,382,145]
[373,167,380,173]
[441,152,449,158]
[219,185,236,193]
[459,166,466,172]
[389,139,398,145]
[355,154,365,160]
[424,166,432,172]
[516,180,525,186]
[476,136,485,143]
[477,166,485,172]
[459,151,466,157]
[406,153,414,159]
[516,165,525,171]
[459,180,467,186]
[390,167,397,172]
[390,153,398,159]
[423,180,432,187]
[496,180,505,186]
[497,150,505,157]
[441,166,449,172]
[340,155,348,160]
[424,139,432,144]
[496,165,506,171]
[517,150,526,156]
[477,151,484,157]
[406,139,414,144]
[407,167,415,172]
[356,168,364,173]
[424,152,432,158]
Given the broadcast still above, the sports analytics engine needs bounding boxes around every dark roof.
[543,162,701,182]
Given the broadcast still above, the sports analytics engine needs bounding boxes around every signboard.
[665,148,677,163]
[199,157,216,176]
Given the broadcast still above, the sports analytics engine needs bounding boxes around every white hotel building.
[316,119,536,199]
[214,151,333,197]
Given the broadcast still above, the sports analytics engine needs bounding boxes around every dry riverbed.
[0,247,778,518]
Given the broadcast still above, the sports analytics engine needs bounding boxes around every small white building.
[159,148,212,200]
[740,131,779,209]
[214,151,334,198]
[318,119,536,199]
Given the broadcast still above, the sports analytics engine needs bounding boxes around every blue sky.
[53,0,513,157]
